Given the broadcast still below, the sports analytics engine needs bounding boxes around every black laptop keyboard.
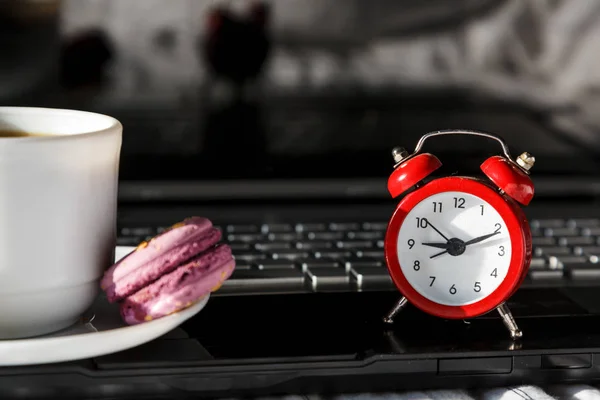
[117,218,600,295]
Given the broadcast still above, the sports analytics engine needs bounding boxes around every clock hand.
[430,249,448,259]
[423,219,450,241]
[422,242,450,249]
[429,232,500,259]
[464,231,500,246]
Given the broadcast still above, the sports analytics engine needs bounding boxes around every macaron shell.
[102,217,221,302]
[104,217,211,283]
[120,244,235,325]
[105,228,221,302]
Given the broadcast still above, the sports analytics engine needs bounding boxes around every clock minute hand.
[423,219,450,241]
[421,242,450,249]
[464,231,500,246]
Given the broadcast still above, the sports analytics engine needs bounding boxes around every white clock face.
[396,191,511,306]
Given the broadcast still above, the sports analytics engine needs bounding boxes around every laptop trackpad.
[552,287,600,314]
[500,287,592,317]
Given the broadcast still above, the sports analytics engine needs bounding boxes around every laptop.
[5,1,600,399]
[0,95,596,399]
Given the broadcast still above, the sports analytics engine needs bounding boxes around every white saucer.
[0,246,210,366]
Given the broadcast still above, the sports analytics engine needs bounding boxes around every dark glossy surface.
[1,283,600,399]
[39,96,600,182]
[181,288,600,362]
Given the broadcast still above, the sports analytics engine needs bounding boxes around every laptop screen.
[2,0,600,182]
[110,94,597,180]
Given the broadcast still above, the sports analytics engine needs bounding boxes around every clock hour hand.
[464,231,500,246]
[430,249,448,259]
[421,242,450,249]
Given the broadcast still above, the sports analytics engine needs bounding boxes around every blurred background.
[2,0,600,179]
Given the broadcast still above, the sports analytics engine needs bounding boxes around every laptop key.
[357,250,385,259]
[582,227,600,236]
[576,246,600,256]
[261,223,292,233]
[529,257,546,269]
[221,269,305,293]
[558,237,594,246]
[226,224,259,233]
[363,222,388,231]
[227,233,265,242]
[268,232,301,241]
[296,223,327,232]
[551,255,588,265]
[300,260,342,272]
[296,241,333,250]
[235,260,253,270]
[336,240,373,249]
[233,252,266,262]
[531,219,565,229]
[255,242,292,251]
[228,243,252,251]
[308,232,344,241]
[305,267,350,291]
[529,270,564,280]
[565,263,600,279]
[350,267,394,290]
[544,227,579,237]
[272,251,310,261]
[348,231,384,240]
[532,237,556,246]
[567,219,600,228]
[314,250,353,259]
[329,222,361,231]
[534,246,571,256]
[346,259,384,270]
[257,260,296,270]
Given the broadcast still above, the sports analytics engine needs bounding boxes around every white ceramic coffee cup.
[0,107,122,339]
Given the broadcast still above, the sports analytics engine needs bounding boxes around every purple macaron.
[101,217,222,303]
[100,216,235,325]
[120,244,235,325]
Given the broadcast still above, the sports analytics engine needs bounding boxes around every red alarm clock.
[382,130,534,339]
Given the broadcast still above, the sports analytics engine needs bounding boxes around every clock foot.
[383,296,408,324]
[497,302,523,340]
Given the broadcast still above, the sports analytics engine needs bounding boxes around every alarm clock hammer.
[382,129,535,340]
